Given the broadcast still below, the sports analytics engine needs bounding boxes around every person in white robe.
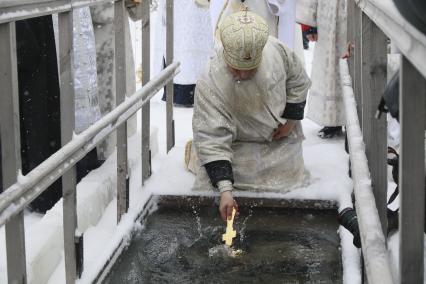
[155,0,214,106]
[210,0,305,62]
[53,8,103,180]
[297,0,347,138]
[192,11,311,221]
[90,0,141,160]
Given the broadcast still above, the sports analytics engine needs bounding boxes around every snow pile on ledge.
[0,128,158,284]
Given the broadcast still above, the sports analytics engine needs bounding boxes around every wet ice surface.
[104,205,342,283]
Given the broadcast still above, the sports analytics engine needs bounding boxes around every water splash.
[238,207,253,244]
[191,203,203,238]
[208,244,243,258]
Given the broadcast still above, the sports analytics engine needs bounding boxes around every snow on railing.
[340,59,394,284]
[354,0,426,80]
[347,0,426,283]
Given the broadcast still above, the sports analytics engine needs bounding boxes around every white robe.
[300,0,348,126]
[154,0,213,85]
[192,37,311,192]
[53,8,102,134]
[90,2,140,159]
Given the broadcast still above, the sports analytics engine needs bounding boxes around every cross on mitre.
[240,4,249,13]
[238,5,254,24]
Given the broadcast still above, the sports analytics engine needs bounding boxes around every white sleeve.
[267,0,287,16]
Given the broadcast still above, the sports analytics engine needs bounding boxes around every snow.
[0,130,158,284]
[0,16,364,284]
[340,227,362,284]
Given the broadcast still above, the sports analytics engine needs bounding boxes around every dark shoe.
[387,208,399,236]
[318,126,343,138]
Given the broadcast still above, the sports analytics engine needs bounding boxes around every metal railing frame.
[345,0,426,283]
[0,0,177,283]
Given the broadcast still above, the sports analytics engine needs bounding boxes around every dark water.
[104,205,342,284]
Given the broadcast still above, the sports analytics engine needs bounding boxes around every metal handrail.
[0,0,115,24]
[355,0,426,78]
[0,62,180,227]
[340,59,394,284]
[347,1,426,282]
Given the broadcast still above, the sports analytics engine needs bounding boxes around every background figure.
[16,16,63,212]
[58,8,103,181]
[297,0,347,138]
[53,8,103,182]
[15,10,103,212]
[158,0,213,106]
[70,8,102,136]
[14,9,103,213]
[91,1,141,161]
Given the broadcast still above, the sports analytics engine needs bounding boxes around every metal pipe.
[340,59,394,284]
[0,0,115,24]
[0,0,56,8]
[0,62,180,226]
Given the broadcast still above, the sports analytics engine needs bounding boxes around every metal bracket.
[0,138,2,193]
[148,149,152,177]
[126,176,130,212]
[172,119,175,149]
[75,232,84,278]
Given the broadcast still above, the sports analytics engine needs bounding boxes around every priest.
[192,11,311,221]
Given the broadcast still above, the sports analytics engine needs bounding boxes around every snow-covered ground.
[0,10,369,284]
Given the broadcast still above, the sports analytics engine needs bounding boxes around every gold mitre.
[220,10,269,70]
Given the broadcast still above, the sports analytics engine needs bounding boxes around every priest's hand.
[273,120,296,140]
[219,191,238,222]
[307,33,318,42]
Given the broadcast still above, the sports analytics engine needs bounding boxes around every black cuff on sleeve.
[282,101,306,120]
[204,160,234,188]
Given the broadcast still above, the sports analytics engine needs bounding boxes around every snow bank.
[0,128,158,284]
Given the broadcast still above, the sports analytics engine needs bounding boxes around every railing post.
[58,10,79,283]
[141,0,151,184]
[0,22,27,284]
[353,3,362,122]
[347,0,355,79]
[115,0,129,222]
[399,56,426,284]
[165,0,175,152]
[361,12,388,235]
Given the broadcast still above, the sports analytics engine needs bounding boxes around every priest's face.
[227,65,258,81]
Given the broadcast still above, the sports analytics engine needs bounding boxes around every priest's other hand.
[307,33,318,42]
[219,191,238,222]
[273,120,296,140]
